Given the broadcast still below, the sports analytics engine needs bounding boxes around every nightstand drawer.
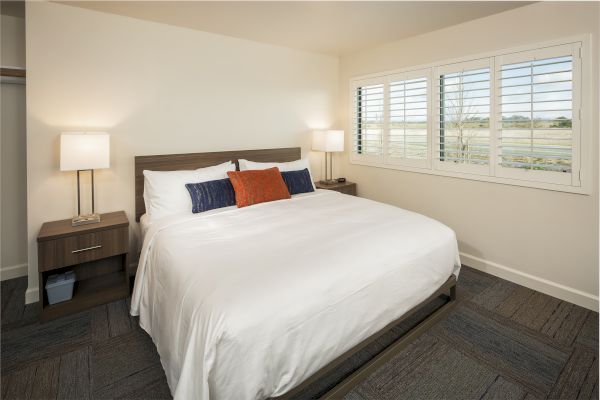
[38,227,128,271]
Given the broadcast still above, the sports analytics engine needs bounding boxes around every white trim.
[349,35,591,82]
[25,286,39,304]
[24,258,598,312]
[350,158,590,194]
[461,252,599,312]
[0,263,28,281]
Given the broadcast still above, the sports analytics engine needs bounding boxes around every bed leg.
[450,283,456,301]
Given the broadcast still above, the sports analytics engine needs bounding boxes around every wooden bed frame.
[134,147,301,221]
[134,147,457,399]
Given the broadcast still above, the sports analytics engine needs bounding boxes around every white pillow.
[238,158,316,190]
[143,161,235,219]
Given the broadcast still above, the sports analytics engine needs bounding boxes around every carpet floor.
[1,266,597,399]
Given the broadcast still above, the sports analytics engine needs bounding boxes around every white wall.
[23,1,600,310]
[1,14,28,280]
[338,2,599,310]
[25,2,339,303]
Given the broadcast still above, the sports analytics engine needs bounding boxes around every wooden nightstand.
[315,181,357,196]
[37,211,129,321]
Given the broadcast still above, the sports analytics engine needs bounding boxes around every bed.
[131,147,461,400]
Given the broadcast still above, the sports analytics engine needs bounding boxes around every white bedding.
[131,190,461,400]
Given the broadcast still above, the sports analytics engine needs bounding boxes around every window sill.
[349,158,591,195]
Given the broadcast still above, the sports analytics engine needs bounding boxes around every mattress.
[131,189,461,400]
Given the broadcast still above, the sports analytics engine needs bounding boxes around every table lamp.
[312,130,344,184]
[60,132,110,226]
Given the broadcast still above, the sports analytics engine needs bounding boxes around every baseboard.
[25,287,39,304]
[1,264,36,304]
[20,256,600,311]
[460,252,599,312]
[0,263,28,281]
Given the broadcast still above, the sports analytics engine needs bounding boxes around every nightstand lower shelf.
[41,270,128,321]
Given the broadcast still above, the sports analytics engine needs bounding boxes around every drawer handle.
[72,245,102,254]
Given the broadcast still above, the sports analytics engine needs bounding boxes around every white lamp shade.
[312,130,344,152]
[60,132,110,171]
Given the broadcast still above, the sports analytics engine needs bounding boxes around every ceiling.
[62,2,529,56]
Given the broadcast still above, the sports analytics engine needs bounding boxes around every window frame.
[350,76,386,165]
[348,35,592,195]
[384,68,432,169]
[494,43,581,187]
[433,57,494,177]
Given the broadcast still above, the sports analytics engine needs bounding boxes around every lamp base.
[72,213,101,226]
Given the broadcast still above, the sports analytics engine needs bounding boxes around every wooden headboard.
[134,147,301,221]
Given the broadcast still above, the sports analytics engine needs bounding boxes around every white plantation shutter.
[351,79,385,162]
[386,69,430,168]
[348,37,588,194]
[434,58,492,175]
[495,43,581,186]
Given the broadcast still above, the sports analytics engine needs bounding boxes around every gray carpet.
[1,266,597,399]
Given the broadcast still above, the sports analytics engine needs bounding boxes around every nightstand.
[37,211,129,321]
[315,181,357,196]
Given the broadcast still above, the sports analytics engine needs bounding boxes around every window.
[349,38,588,194]
[387,69,430,168]
[353,79,384,161]
[495,43,580,186]
[435,59,492,175]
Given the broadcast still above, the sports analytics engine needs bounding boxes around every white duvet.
[131,190,461,400]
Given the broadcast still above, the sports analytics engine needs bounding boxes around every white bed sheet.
[131,190,461,400]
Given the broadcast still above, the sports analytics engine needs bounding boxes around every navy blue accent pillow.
[185,179,236,213]
[281,168,314,195]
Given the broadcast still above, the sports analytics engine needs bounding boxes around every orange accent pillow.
[227,167,291,208]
